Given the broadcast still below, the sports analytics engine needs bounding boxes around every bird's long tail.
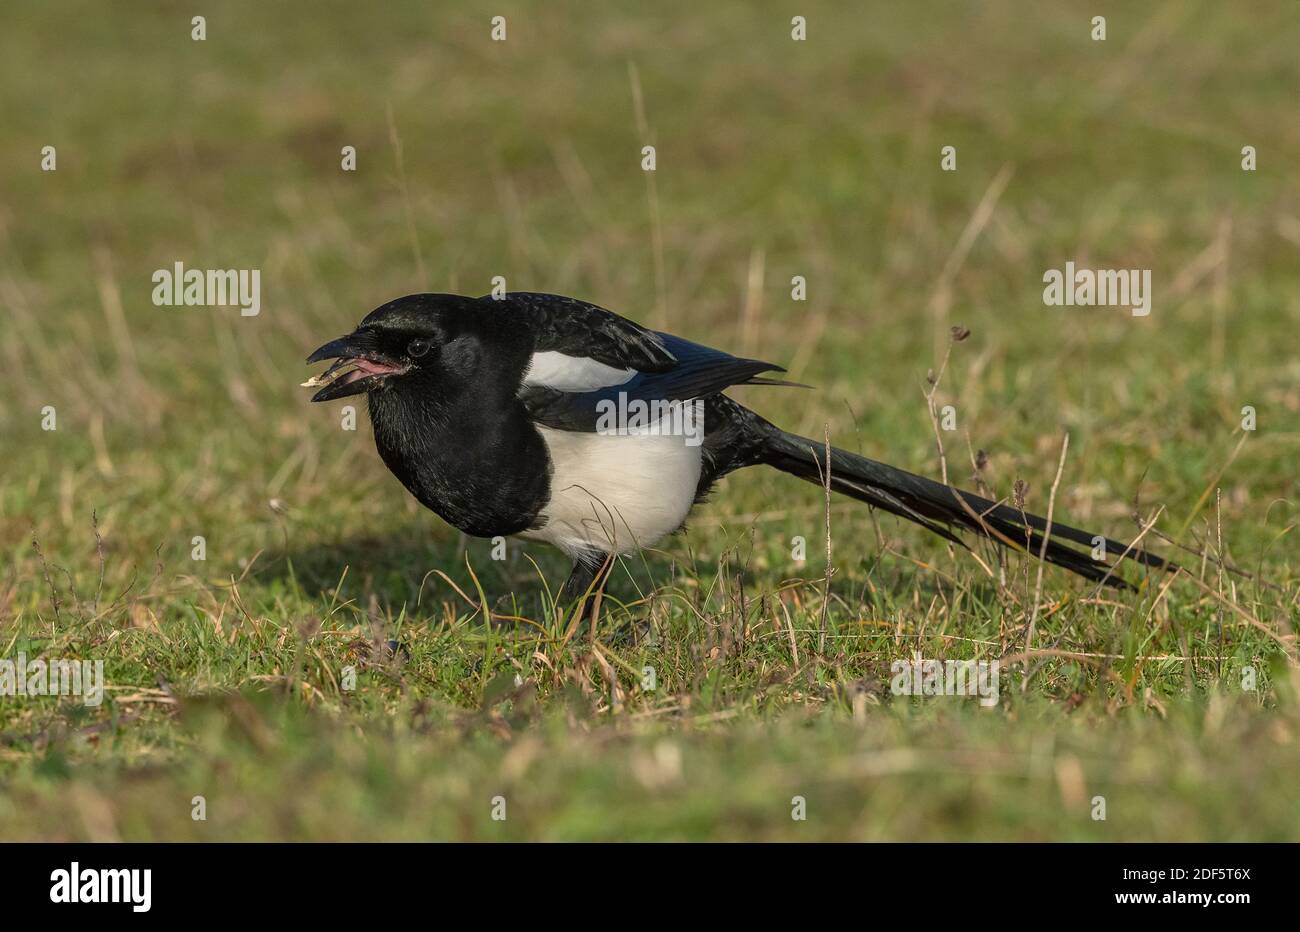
[762,430,1170,589]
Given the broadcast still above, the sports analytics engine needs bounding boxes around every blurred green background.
[0,1,1297,840]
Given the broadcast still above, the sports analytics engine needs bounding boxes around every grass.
[1,0,1298,841]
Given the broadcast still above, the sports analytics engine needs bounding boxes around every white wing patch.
[522,351,635,392]
[518,426,703,557]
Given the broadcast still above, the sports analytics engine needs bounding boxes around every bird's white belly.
[521,426,703,557]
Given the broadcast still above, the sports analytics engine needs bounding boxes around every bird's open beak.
[303,333,409,402]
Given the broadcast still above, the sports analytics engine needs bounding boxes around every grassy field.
[1,1,1298,841]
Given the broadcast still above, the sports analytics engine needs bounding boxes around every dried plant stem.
[819,424,833,655]
[1023,433,1069,689]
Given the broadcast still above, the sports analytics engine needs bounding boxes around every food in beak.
[301,354,409,400]
[301,356,362,388]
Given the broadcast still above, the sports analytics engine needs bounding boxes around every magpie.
[305,292,1169,615]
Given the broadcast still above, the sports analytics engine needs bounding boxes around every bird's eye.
[407,339,430,358]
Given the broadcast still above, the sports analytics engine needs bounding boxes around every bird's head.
[303,293,490,402]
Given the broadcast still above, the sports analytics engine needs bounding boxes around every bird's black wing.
[496,292,679,372]
[519,329,786,433]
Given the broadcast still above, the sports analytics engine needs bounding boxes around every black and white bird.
[305,292,1168,614]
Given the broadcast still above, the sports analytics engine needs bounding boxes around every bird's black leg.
[559,550,613,634]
